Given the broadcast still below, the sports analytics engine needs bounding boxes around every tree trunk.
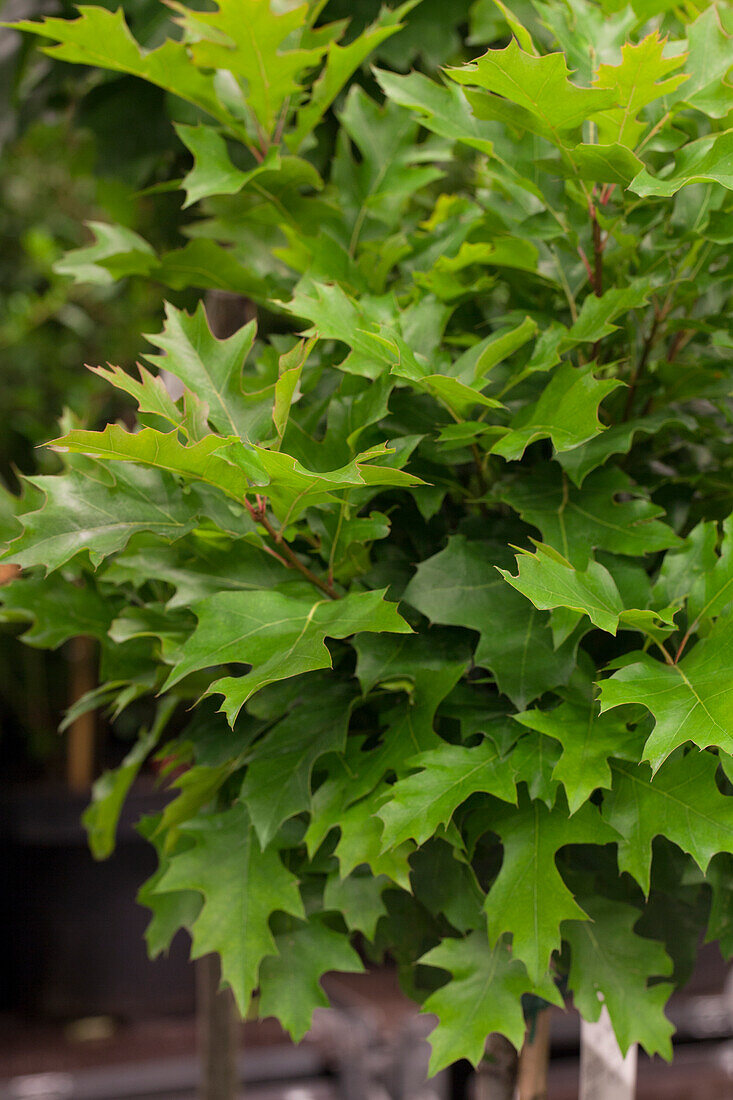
[579,1009,637,1100]
[66,635,96,791]
[197,954,239,1100]
[205,290,255,337]
[474,1034,519,1100]
[517,1008,551,1100]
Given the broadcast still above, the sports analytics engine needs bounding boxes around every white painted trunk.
[580,1007,637,1100]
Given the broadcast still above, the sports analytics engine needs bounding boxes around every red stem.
[245,497,339,599]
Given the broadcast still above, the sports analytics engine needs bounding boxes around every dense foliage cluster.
[4,0,733,1071]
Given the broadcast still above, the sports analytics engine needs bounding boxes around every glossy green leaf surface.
[483,793,618,981]
[155,803,304,1012]
[565,897,674,1057]
[599,617,733,768]
[167,588,410,720]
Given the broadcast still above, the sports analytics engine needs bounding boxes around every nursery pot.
[2,779,195,1019]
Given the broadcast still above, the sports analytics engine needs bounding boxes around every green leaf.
[90,362,182,430]
[240,678,355,846]
[54,425,252,503]
[155,803,304,1012]
[483,792,618,980]
[355,630,469,749]
[54,220,157,285]
[272,338,313,446]
[378,739,517,850]
[302,636,470,859]
[499,543,626,635]
[404,536,577,708]
[501,464,680,568]
[166,588,411,721]
[507,731,561,806]
[0,571,115,647]
[175,125,277,208]
[631,130,733,198]
[258,914,363,1039]
[157,761,236,838]
[676,5,733,119]
[449,40,616,143]
[334,788,414,889]
[84,699,177,859]
[687,515,733,628]
[231,441,425,526]
[155,238,270,298]
[10,7,235,131]
[410,839,485,933]
[593,32,688,148]
[602,755,733,894]
[514,700,641,814]
[557,411,692,487]
[420,374,503,418]
[109,602,194,654]
[289,3,416,149]
[469,316,539,382]
[375,69,495,155]
[420,933,545,1073]
[491,362,622,461]
[285,281,398,380]
[323,870,390,940]
[652,520,718,614]
[108,538,290,611]
[469,0,534,48]
[186,0,325,136]
[565,897,674,1058]
[554,142,644,185]
[333,87,445,247]
[598,616,733,768]
[142,302,262,441]
[304,729,423,861]
[706,854,733,959]
[5,466,200,572]
[566,281,651,345]
[137,819,203,959]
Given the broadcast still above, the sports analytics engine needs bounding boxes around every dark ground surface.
[1,952,732,1099]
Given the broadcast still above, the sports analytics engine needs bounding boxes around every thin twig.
[471,444,491,519]
[675,628,692,664]
[591,200,604,297]
[587,197,607,359]
[622,311,660,421]
[471,444,488,496]
[622,292,677,422]
[551,246,578,323]
[577,245,594,284]
[260,543,291,569]
[666,329,692,364]
[251,114,271,160]
[273,96,292,145]
[245,497,339,599]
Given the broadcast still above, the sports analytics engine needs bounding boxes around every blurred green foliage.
[0,120,161,483]
[0,0,476,764]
